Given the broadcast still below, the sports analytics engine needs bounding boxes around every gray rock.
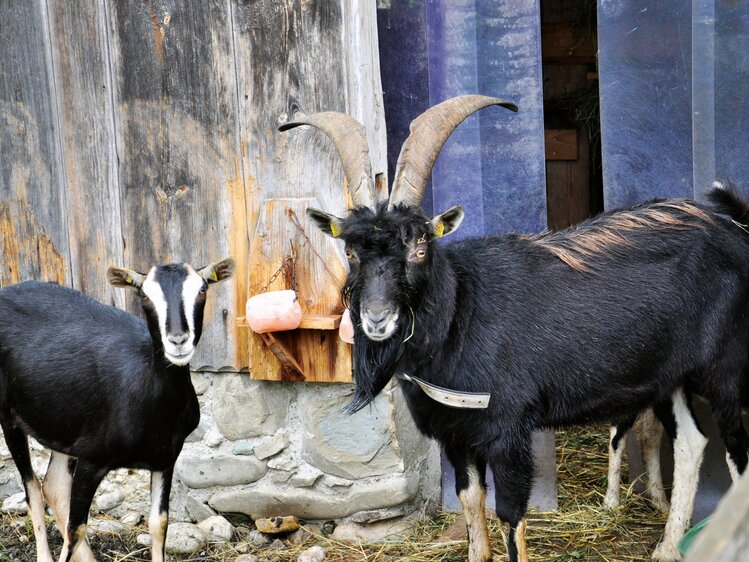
[270,470,293,483]
[165,522,206,554]
[121,512,143,526]
[137,533,152,546]
[232,440,255,456]
[331,517,415,543]
[213,375,293,439]
[197,515,234,543]
[176,452,266,489]
[235,556,259,562]
[253,432,288,460]
[268,538,285,550]
[2,492,27,514]
[298,545,326,562]
[186,417,210,443]
[87,518,127,536]
[288,527,311,544]
[204,427,224,448]
[249,529,270,546]
[289,465,322,488]
[323,475,353,488]
[186,495,216,523]
[95,489,125,512]
[299,388,403,479]
[267,454,298,471]
[209,475,417,520]
[190,372,211,395]
[351,506,408,524]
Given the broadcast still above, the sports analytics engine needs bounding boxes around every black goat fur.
[0,259,232,561]
[319,186,749,562]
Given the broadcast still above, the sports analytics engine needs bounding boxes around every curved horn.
[280,112,377,209]
[389,95,518,209]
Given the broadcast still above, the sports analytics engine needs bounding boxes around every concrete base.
[441,430,558,512]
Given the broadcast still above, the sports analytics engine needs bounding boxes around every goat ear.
[107,267,146,289]
[306,208,344,238]
[432,206,464,238]
[198,258,235,284]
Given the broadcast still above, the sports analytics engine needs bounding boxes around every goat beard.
[345,307,409,414]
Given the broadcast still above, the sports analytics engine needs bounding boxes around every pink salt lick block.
[246,290,302,333]
[339,308,354,344]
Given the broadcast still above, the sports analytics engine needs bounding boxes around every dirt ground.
[0,425,667,561]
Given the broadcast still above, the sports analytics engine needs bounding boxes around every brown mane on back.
[524,200,714,272]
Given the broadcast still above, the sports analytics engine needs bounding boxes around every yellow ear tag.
[212,271,218,282]
[434,221,445,238]
[330,221,342,238]
[126,275,133,284]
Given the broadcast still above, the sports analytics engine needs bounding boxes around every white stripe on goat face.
[141,265,205,366]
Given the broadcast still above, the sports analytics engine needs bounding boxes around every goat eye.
[142,295,150,302]
[345,249,356,260]
[199,288,207,296]
[416,249,426,258]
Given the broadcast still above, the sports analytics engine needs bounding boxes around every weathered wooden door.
[0,0,385,380]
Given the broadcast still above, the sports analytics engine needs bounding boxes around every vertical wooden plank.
[46,0,124,305]
[106,0,246,370]
[0,0,69,287]
[232,0,386,381]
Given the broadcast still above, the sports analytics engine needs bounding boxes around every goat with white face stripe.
[126,263,219,366]
[0,258,233,562]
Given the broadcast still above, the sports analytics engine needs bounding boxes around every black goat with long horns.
[282,96,749,562]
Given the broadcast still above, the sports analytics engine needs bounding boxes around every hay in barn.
[0,424,668,561]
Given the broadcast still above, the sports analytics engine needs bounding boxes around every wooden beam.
[545,129,578,161]
[542,22,597,64]
[259,332,306,382]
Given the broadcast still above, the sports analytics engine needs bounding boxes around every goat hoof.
[602,496,620,510]
[652,541,681,561]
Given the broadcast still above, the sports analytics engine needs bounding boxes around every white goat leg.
[604,425,626,509]
[635,409,670,512]
[653,389,707,561]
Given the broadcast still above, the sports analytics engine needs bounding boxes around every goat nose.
[366,308,389,324]
[168,333,189,346]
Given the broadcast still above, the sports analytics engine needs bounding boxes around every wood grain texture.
[233,0,386,381]
[46,0,125,305]
[106,0,246,370]
[0,0,70,287]
[248,198,350,382]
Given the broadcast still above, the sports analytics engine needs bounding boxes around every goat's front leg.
[488,434,533,562]
[445,446,491,562]
[149,467,174,562]
[43,452,97,562]
[58,460,107,562]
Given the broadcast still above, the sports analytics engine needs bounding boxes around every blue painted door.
[377,0,556,512]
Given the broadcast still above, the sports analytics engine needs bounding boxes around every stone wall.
[0,373,441,527]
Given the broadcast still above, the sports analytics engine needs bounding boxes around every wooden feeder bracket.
[237,313,342,381]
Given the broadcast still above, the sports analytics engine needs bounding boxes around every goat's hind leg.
[43,452,97,562]
[636,407,670,512]
[58,459,107,562]
[604,417,634,510]
[653,389,706,562]
[0,418,54,562]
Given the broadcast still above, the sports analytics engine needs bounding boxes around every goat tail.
[706,180,749,225]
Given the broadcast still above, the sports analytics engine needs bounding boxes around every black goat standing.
[282,96,749,562]
[0,258,233,562]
